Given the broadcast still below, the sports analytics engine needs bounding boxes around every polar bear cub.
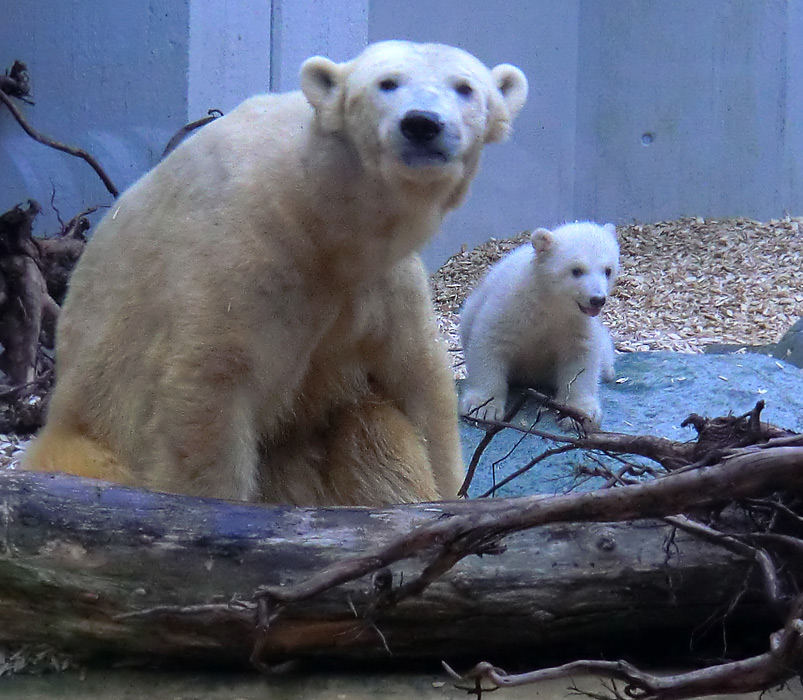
[460,221,620,428]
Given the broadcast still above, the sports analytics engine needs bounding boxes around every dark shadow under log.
[0,466,796,669]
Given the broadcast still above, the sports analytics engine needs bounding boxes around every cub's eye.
[378,78,399,92]
[571,267,584,278]
[605,267,613,278]
[455,82,474,97]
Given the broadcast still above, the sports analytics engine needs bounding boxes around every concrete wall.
[269,0,368,92]
[2,1,802,267]
[370,0,803,267]
[573,0,797,224]
[0,0,366,234]
[187,0,272,118]
[1,2,190,232]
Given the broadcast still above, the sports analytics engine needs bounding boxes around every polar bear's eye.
[605,267,613,278]
[455,81,474,98]
[571,267,584,278]
[379,78,400,92]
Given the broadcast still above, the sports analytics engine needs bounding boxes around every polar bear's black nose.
[589,296,606,309]
[400,110,444,143]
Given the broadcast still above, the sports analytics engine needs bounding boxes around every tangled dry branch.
[0,62,118,198]
[439,399,803,698]
[111,398,803,697]
[443,593,803,700]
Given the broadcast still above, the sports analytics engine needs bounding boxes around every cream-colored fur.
[23,41,528,505]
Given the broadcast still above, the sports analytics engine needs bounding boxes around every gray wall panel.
[1,2,190,233]
[575,0,790,224]
[2,1,801,267]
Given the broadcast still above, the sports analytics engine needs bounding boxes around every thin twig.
[443,592,803,700]
[161,109,224,159]
[665,515,786,619]
[247,446,803,610]
[459,392,529,496]
[478,443,576,498]
[0,77,118,197]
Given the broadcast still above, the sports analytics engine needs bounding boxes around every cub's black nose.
[400,110,444,143]
[589,295,606,308]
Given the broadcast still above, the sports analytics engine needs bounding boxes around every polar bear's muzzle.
[398,109,459,168]
[579,295,607,317]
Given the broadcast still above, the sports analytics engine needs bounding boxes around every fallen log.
[1,453,801,669]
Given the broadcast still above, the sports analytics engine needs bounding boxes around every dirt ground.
[1,668,801,700]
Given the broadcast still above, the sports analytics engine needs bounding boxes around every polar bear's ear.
[300,56,346,133]
[603,223,618,239]
[531,228,553,255]
[485,64,529,143]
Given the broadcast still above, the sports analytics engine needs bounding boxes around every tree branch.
[444,593,803,700]
[0,62,118,197]
[246,446,803,610]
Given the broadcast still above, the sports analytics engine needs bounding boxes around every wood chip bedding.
[432,216,803,376]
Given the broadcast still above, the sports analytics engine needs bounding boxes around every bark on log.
[0,469,792,668]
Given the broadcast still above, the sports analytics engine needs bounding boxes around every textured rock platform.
[460,351,803,498]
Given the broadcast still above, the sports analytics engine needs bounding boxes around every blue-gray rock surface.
[773,317,803,367]
[460,351,803,499]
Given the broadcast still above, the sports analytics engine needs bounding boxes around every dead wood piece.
[0,202,65,432]
[0,61,118,197]
[0,202,59,388]
[681,400,795,466]
[0,61,31,101]
[35,233,88,306]
[161,109,223,160]
[0,447,801,668]
[251,446,803,613]
[461,396,801,499]
[445,593,803,700]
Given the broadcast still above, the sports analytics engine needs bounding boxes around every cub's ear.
[603,223,618,239]
[300,56,346,133]
[486,64,529,143]
[531,227,553,255]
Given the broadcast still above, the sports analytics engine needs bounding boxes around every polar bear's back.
[460,243,535,349]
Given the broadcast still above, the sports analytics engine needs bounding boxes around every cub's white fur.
[460,221,620,428]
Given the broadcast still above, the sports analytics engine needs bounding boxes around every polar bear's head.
[300,41,527,195]
[531,222,620,318]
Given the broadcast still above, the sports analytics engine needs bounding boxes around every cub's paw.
[460,390,507,423]
[557,401,602,432]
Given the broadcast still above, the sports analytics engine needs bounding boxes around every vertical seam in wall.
[781,0,790,205]
[572,0,583,219]
[269,0,278,92]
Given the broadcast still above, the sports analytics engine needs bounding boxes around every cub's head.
[531,222,620,318]
[300,40,527,200]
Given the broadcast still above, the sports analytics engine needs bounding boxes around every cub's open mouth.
[579,303,602,317]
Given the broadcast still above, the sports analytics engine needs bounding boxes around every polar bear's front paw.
[600,363,616,383]
[557,400,602,432]
[460,390,507,423]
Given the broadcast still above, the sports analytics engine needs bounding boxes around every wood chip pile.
[431,217,803,376]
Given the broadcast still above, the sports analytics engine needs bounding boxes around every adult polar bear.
[23,41,528,505]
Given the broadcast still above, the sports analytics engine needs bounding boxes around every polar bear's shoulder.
[484,243,537,294]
